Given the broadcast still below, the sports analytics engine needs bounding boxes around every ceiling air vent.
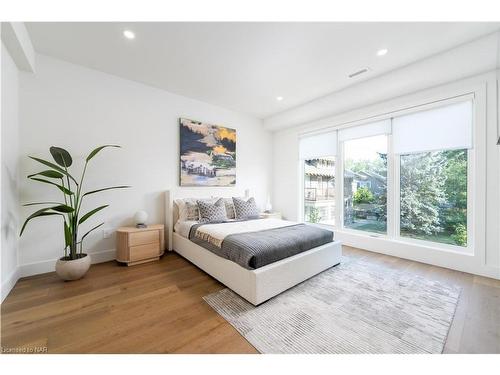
[348,68,369,78]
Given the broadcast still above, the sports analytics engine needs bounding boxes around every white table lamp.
[134,210,148,228]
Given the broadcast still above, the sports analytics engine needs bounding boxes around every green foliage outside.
[346,149,467,247]
[452,224,467,246]
[307,207,322,223]
[353,187,374,204]
[400,149,467,247]
[347,152,388,224]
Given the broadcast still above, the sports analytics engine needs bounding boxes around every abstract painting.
[179,118,236,186]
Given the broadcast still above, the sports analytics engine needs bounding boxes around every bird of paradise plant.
[20,145,129,260]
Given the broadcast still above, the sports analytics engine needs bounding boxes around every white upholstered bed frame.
[165,189,342,305]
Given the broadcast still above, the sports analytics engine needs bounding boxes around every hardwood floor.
[1,246,499,353]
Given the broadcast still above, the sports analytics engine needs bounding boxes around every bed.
[165,190,342,305]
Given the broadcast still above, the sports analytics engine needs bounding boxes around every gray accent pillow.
[232,197,259,220]
[197,198,228,223]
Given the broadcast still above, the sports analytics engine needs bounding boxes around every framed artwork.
[179,118,236,186]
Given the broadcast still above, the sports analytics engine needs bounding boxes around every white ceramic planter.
[55,254,91,281]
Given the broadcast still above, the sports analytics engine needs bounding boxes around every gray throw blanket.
[189,222,333,269]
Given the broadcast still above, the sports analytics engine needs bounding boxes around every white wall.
[1,43,21,301]
[272,36,500,279]
[18,54,272,275]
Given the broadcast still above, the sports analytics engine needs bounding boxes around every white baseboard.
[1,267,21,303]
[18,248,117,278]
[336,230,500,280]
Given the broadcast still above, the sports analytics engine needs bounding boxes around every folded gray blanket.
[189,221,333,269]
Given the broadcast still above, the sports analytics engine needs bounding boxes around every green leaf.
[20,208,64,236]
[52,205,75,213]
[86,145,121,162]
[23,201,64,206]
[82,185,130,197]
[80,222,105,242]
[27,170,64,179]
[29,156,78,185]
[50,146,73,168]
[29,177,74,195]
[64,221,71,248]
[78,205,108,224]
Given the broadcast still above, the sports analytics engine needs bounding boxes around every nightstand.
[260,212,282,220]
[116,224,165,266]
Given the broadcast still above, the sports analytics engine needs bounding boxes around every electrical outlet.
[103,228,112,239]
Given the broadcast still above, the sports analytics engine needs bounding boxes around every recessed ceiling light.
[276,96,284,101]
[377,48,388,56]
[123,30,135,40]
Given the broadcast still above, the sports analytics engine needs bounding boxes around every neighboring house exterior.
[304,158,336,225]
[344,169,386,225]
[304,158,386,226]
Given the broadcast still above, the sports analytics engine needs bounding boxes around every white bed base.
[165,190,342,305]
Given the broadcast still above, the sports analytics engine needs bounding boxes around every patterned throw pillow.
[197,199,228,223]
[175,198,220,222]
[222,198,236,219]
[184,201,200,221]
[175,198,200,221]
[232,197,259,220]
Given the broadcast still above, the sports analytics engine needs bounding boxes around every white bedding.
[174,220,198,238]
[193,218,297,248]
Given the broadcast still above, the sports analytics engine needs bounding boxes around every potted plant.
[20,145,129,281]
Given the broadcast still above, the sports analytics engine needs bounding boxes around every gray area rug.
[203,256,461,354]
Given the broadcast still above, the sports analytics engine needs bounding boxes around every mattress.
[187,218,334,269]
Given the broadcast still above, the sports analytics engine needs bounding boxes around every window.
[343,134,388,234]
[299,98,473,252]
[299,131,337,226]
[393,100,472,248]
[400,149,468,247]
[304,157,336,225]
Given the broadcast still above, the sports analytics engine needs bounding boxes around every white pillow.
[174,197,218,222]
[175,198,196,222]
[221,197,237,219]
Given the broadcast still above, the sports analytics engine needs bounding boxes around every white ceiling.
[26,22,500,119]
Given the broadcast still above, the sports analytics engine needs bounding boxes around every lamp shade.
[134,210,148,225]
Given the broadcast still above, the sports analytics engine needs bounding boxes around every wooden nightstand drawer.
[116,224,165,266]
[129,230,159,246]
[129,243,160,262]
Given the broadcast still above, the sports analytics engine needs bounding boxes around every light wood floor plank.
[1,246,498,353]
